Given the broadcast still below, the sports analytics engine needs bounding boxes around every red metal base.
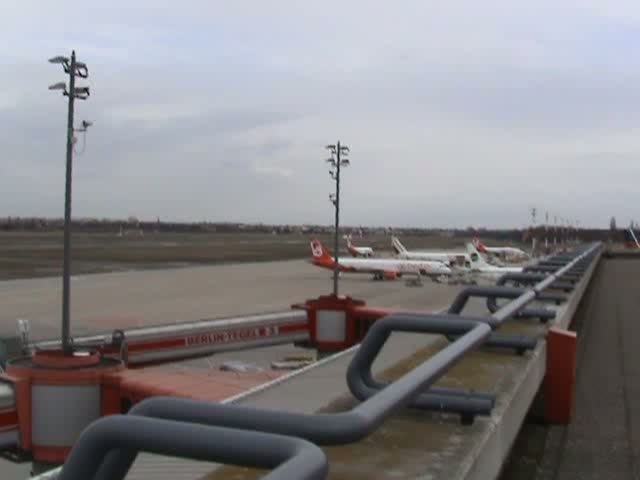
[544,327,577,424]
[294,295,426,353]
[3,350,123,462]
[31,350,101,369]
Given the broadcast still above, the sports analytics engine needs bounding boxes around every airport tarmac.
[1,259,462,479]
[0,259,459,342]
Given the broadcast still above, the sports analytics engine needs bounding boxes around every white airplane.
[466,242,523,278]
[391,236,472,269]
[309,239,452,281]
[472,237,529,262]
[344,235,374,257]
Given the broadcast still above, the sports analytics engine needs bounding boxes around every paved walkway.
[552,258,640,480]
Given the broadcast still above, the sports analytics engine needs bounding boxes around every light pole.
[570,219,574,243]
[326,141,350,296]
[48,50,90,355]
[544,211,549,250]
[530,207,537,256]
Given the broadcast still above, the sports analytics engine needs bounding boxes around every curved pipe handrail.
[448,286,564,319]
[346,314,495,417]
[495,272,574,292]
[448,286,555,327]
[58,415,328,480]
[91,316,491,480]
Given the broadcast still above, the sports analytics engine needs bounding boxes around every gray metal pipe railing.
[346,313,496,419]
[58,415,328,480]
[449,286,565,315]
[525,264,578,273]
[448,245,599,348]
[533,251,593,292]
[89,316,492,480]
[344,314,497,418]
[449,286,563,322]
[396,310,536,352]
[496,272,575,293]
[56,243,601,480]
[482,286,559,322]
[448,287,552,344]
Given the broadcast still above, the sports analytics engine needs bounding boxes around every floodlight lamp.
[74,86,90,95]
[76,69,89,79]
[325,144,336,152]
[81,120,93,128]
[340,146,350,153]
[74,63,89,78]
[48,56,69,64]
[341,159,350,166]
[48,82,67,91]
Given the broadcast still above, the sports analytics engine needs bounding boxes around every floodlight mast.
[326,141,350,296]
[49,50,90,355]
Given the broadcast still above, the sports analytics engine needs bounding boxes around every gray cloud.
[2,1,640,228]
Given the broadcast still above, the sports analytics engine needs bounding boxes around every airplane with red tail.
[472,237,529,262]
[344,235,374,257]
[623,227,640,249]
[309,239,451,281]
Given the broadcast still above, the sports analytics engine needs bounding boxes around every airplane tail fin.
[310,239,334,263]
[343,234,353,247]
[472,236,488,254]
[625,227,640,249]
[391,236,408,256]
[466,242,489,267]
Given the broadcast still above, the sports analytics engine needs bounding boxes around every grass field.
[0,231,527,281]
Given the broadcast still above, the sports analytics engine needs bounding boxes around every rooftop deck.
[118,248,600,480]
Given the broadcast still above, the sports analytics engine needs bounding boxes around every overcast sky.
[2,2,640,228]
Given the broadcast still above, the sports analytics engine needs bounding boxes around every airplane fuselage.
[391,236,470,267]
[348,245,374,257]
[310,239,451,279]
[484,246,527,257]
[313,256,450,276]
[396,250,469,265]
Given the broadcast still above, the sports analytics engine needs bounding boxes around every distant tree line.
[0,216,613,241]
